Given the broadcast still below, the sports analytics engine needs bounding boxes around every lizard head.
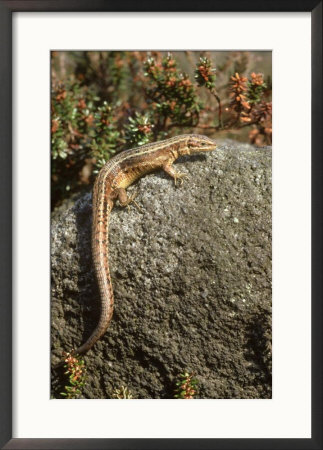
[185,134,216,155]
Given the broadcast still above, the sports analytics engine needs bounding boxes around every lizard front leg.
[163,162,188,186]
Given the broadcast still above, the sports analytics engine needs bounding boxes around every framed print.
[0,1,322,449]
[50,49,273,402]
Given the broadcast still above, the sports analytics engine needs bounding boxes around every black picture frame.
[0,1,322,449]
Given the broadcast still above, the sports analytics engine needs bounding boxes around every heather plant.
[228,72,251,122]
[89,101,121,172]
[51,80,96,206]
[113,385,134,399]
[124,112,154,146]
[51,80,122,205]
[194,56,271,143]
[51,51,271,208]
[247,72,267,105]
[60,352,87,399]
[143,53,201,137]
[174,372,198,399]
[195,56,223,127]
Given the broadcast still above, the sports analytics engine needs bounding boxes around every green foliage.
[89,101,121,171]
[51,80,120,204]
[144,53,200,132]
[174,372,198,399]
[60,353,87,399]
[51,51,272,209]
[247,72,267,105]
[51,81,98,161]
[124,112,154,146]
[195,57,216,90]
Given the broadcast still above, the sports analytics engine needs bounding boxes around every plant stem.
[211,90,223,128]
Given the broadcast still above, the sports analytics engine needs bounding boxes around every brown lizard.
[65,134,216,357]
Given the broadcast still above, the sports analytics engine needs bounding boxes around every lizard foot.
[173,171,188,186]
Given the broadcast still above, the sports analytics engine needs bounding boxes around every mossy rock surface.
[51,140,272,399]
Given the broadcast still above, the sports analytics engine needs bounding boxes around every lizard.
[59,134,216,359]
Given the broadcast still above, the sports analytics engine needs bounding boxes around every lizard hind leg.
[116,188,142,211]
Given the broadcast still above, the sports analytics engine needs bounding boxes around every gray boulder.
[51,140,272,399]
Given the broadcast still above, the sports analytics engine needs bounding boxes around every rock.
[51,140,272,399]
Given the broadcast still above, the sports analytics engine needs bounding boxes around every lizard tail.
[53,196,114,368]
